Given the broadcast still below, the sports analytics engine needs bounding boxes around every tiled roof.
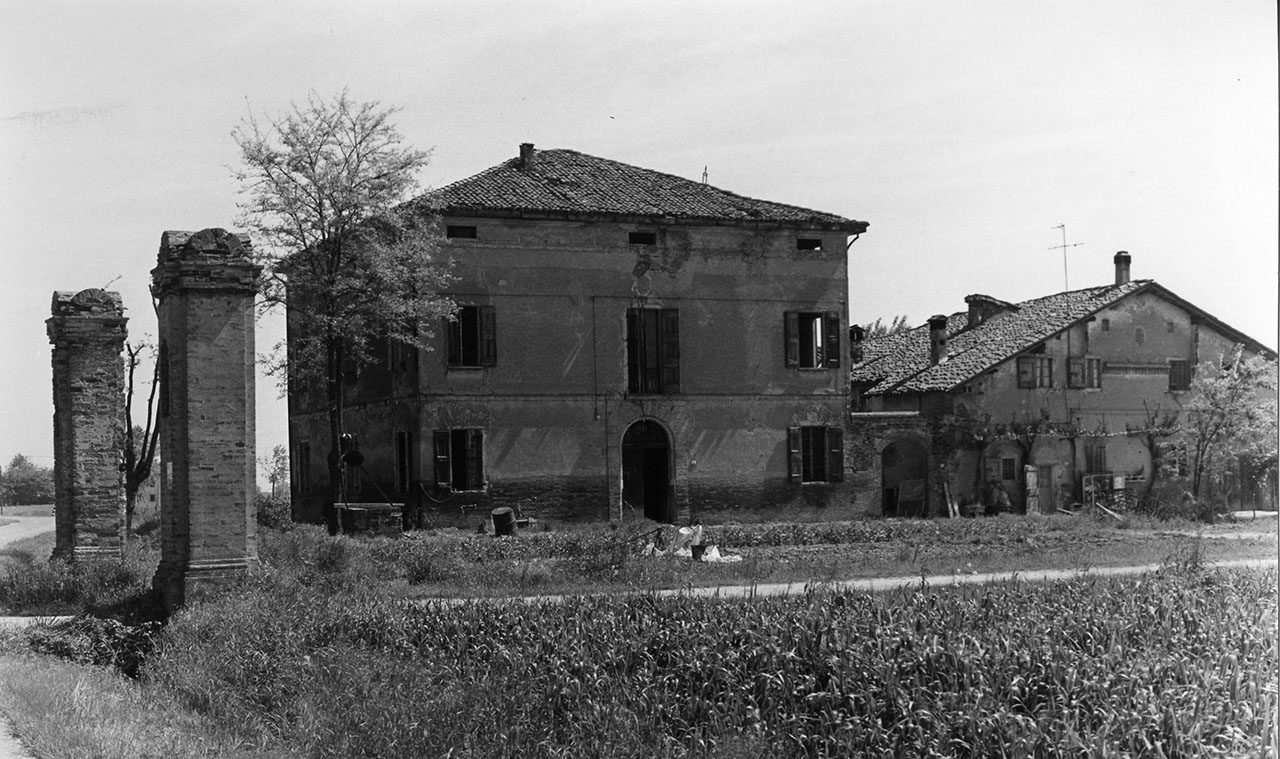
[418,147,867,232]
[852,280,1153,394]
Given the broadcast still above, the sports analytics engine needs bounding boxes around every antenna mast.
[1049,224,1084,290]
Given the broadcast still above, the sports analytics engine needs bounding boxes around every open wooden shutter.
[660,309,680,393]
[432,430,451,489]
[784,312,800,367]
[445,317,461,366]
[823,312,841,368]
[465,429,484,490]
[479,306,497,367]
[787,427,802,483]
[826,427,844,482]
[625,309,640,392]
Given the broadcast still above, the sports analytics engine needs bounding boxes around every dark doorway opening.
[882,439,929,517]
[622,420,673,523]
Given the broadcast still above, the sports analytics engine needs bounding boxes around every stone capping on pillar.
[47,288,128,562]
[151,227,261,612]
[152,229,258,297]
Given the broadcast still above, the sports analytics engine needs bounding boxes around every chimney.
[1114,250,1131,285]
[849,324,866,363]
[518,142,535,170]
[928,314,949,365]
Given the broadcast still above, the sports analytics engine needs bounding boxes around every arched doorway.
[881,439,929,517]
[622,420,673,523]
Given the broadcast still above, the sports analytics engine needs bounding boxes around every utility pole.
[1049,224,1084,290]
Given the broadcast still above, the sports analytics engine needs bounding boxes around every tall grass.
[146,564,1278,758]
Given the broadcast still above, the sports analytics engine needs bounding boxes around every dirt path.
[0,518,54,553]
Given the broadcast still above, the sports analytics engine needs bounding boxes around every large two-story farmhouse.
[289,144,868,525]
[848,253,1275,517]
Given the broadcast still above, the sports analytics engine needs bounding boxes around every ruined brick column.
[151,229,260,610]
[47,289,128,561]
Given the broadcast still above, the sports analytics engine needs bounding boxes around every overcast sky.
[2,0,1276,474]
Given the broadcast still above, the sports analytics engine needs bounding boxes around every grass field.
[0,514,1274,757]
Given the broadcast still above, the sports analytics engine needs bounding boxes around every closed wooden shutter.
[784,312,800,368]
[1016,357,1036,388]
[432,430,451,489]
[787,427,802,483]
[660,309,680,393]
[1068,359,1084,388]
[823,312,841,368]
[479,306,497,367]
[826,427,844,482]
[445,316,462,366]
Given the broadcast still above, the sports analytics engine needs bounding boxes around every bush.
[255,493,293,531]
[25,616,161,678]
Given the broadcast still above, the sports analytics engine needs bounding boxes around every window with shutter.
[1017,356,1054,388]
[434,428,485,492]
[1168,359,1192,391]
[786,311,840,369]
[627,308,679,394]
[792,426,843,483]
[447,305,496,368]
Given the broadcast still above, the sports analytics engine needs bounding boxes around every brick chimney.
[518,142,535,170]
[1114,251,1131,285]
[849,324,866,363]
[928,314,949,365]
[964,294,1017,328]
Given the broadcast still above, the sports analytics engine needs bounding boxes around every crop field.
[145,562,1277,758]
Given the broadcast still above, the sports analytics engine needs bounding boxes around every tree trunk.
[324,338,344,536]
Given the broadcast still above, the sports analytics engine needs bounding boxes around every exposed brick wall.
[151,229,260,611]
[47,289,127,561]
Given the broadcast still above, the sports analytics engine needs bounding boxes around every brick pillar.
[151,228,260,611]
[47,289,128,562]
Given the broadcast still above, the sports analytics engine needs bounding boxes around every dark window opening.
[1101,319,1110,332]
[1016,356,1054,388]
[627,308,679,394]
[796,238,822,251]
[1168,359,1193,391]
[1000,457,1017,481]
[446,225,477,239]
[785,311,841,369]
[447,305,497,368]
[788,426,844,484]
[629,231,657,245]
[433,428,483,492]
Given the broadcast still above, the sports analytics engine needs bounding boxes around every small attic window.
[796,238,822,251]
[446,225,477,239]
[629,231,657,245]
[1101,319,1110,332]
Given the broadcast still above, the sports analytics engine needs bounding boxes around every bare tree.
[234,91,455,533]
[123,339,161,537]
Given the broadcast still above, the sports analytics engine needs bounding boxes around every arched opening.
[881,439,929,517]
[622,420,673,523]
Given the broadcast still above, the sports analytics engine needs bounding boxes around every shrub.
[25,616,161,678]
[255,493,294,531]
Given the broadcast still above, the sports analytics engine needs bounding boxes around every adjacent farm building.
[289,144,868,525]
[848,252,1276,517]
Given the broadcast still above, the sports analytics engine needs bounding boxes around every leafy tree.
[123,339,161,537]
[863,314,911,338]
[234,91,454,533]
[261,444,290,498]
[1183,346,1278,499]
[1,454,54,506]
[1126,401,1182,502]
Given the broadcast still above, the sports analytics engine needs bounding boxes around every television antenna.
[1049,224,1084,290]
